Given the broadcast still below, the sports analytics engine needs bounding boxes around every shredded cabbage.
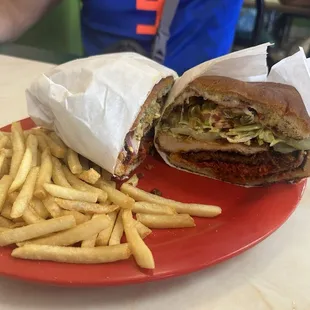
[165,102,310,153]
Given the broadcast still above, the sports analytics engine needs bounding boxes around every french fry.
[0,175,13,212]
[11,167,39,218]
[49,132,68,151]
[121,184,222,218]
[35,131,66,158]
[81,234,99,248]
[0,215,14,228]
[9,147,32,193]
[34,148,52,199]
[11,122,25,144]
[43,184,98,203]
[36,135,48,152]
[27,134,38,167]
[109,210,123,246]
[134,220,152,239]
[10,122,25,178]
[97,180,134,209]
[67,149,83,174]
[51,157,71,188]
[96,211,118,246]
[22,206,44,224]
[60,210,91,225]
[29,198,50,219]
[133,202,176,215]
[23,214,110,246]
[0,152,6,178]
[54,198,118,214]
[81,215,99,248]
[136,214,195,229]
[62,166,107,202]
[7,192,18,204]
[1,201,12,219]
[78,168,101,185]
[125,174,139,187]
[0,227,10,233]
[1,149,12,158]
[122,209,154,269]
[12,243,131,264]
[0,215,76,246]
[0,157,10,179]
[42,195,62,218]
[0,136,9,149]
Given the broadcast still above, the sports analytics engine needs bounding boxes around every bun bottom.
[167,153,310,187]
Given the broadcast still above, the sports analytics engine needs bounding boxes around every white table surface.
[0,54,310,310]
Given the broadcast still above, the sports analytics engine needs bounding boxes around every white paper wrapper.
[165,42,272,111]
[26,52,177,174]
[268,47,310,116]
[155,43,310,180]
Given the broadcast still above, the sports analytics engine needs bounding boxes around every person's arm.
[0,0,62,43]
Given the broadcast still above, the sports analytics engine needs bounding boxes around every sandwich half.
[155,76,310,186]
[115,76,174,177]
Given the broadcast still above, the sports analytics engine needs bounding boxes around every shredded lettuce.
[165,101,310,153]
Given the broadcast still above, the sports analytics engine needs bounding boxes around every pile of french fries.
[0,121,222,269]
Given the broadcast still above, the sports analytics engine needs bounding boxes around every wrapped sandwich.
[26,53,177,178]
[155,76,310,185]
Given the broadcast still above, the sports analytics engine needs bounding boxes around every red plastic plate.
[0,118,305,286]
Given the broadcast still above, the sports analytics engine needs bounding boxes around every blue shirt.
[81,0,243,75]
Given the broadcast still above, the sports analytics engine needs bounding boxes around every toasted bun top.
[173,76,310,140]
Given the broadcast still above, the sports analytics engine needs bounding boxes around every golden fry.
[34,148,52,199]
[67,149,83,174]
[11,167,39,219]
[1,201,13,219]
[51,157,71,188]
[10,122,25,178]
[9,148,32,193]
[29,198,50,219]
[60,210,91,225]
[122,209,154,269]
[35,132,66,158]
[109,210,123,246]
[0,136,9,149]
[22,206,44,224]
[96,211,118,246]
[134,220,152,239]
[24,214,110,246]
[78,168,101,185]
[49,132,67,151]
[136,214,195,229]
[97,180,134,209]
[133,202,176,215]
[0,175,13,212]
[26,134,38,167]
[0,215,14,228]
[43,184,98,202]
[62,166,107,202]
[121,183,222,218]
[12,243,131,264]
[0,215,76,246]
[36,135,48,152]
[42,195,62,218]
[54,198,118,214]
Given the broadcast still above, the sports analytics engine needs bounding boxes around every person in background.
[0,0,243,75]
